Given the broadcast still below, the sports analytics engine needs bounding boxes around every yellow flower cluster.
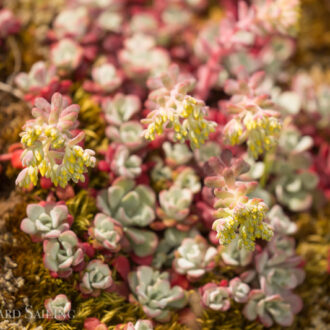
[213,201,272,251]
[245,115,282,159]
[225,112,281,159]
[21,126,42,147]
[16,93,96,188]
[143,95,216,149]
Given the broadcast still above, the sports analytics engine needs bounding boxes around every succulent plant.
[228,277,250,303]
[21,202,72,241]
[199,283,231,311]
[128,266,187,322]
[255,250,305,295]
[173,167,201,194]
[205,151,273,250]
[79,260,112,296]
[162,142,192,166]
[267,235,296,259]
[51,38,83,73]
[292,69,330,126]
[126,320,153,330]
[110,145,142,179]
[153,228,199,269]
[129,13,158,35]
[255,0,300,36]
[16,93,96,188]
[88,213,123,252]
[43,230,84,278]
[220,237,253,267]
[158,186,193,222]
[103,94,141,127]
[150,157,173,190]
[278,124,313,154]
[116,320,154,330]
[106,122,145,151]
[274,170,318,212]
[223,71,281,159]
[193,141,221,165]
[15,62,56,94]
[173,235,217,280]
[53,7,89,40]
[44,294,71,321]
[97,9,123,33]
[97,177,156,227]
[119,33,170,79]
[97,178,157,257]
[243,290,295,327]
[161,5,192,34]
[124,227,159,258]
[15,61,71,103]
[267,205,297,235]
[271,123,319,212]
[142,65,216,148]
[0,9,20,38]
[89,63,123,93]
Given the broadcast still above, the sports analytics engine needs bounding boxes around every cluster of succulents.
[2,0,328,328]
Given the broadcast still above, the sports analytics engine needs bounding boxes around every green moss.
[67,190,97,236]
[73,88,107,152]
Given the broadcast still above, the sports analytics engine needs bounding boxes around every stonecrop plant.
[6,0,327,328]
[205,151,273,250]
[16,93,96,188]
[141,65,217,149]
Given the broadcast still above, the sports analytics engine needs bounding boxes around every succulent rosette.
[106,121,145,151]
[0,9,20,38]
[173,167,201,194]
[43,230,84,278]
[274,171,319,212]
[199,283,231,311]
[21,202,73,242]
[266,205,297,235]
[97,177,158,257]
[97,177,156,228]
[110,145,142,179]
[243,290,295,327]
[53,7,89,41]
[173,235,217,280]
[115,320,154,330]
[88,213,123,252]
[162,142,193,166]
[50,38,83,73]
[255,250,305,295]
[44,294,71,321]
[119,34,170,79]
[158,186,193,226]
[79,259,113,296]
[128,266,187,322]
[153,227,199,269]
[220,237,254,267]
[15,61,71,103]
[228,277,250,303]
[103,94,141,127]
[84,62,123,94]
